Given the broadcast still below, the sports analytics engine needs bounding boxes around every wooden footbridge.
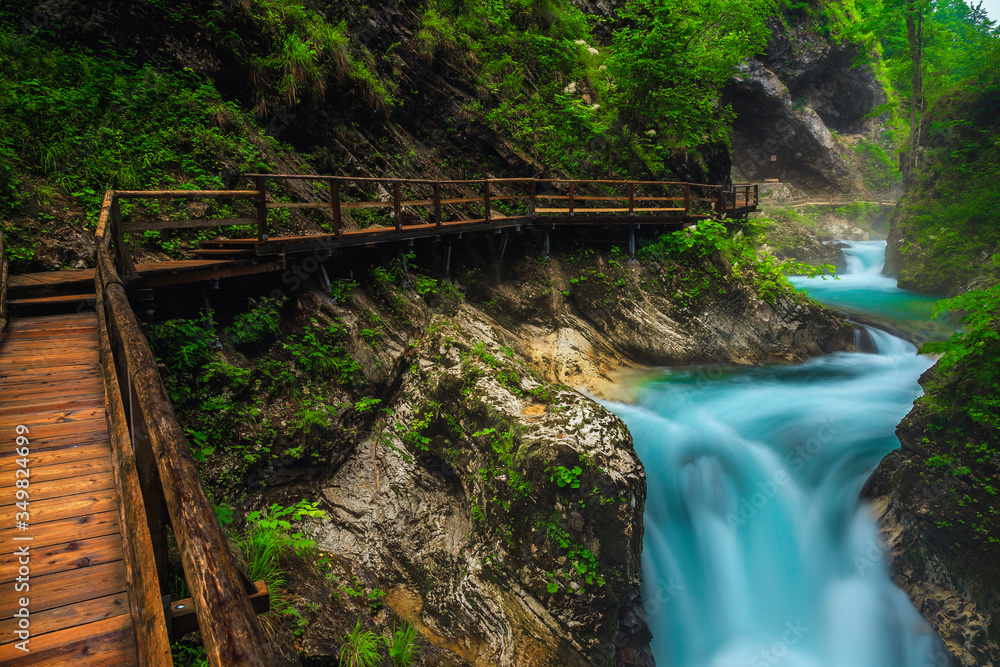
[0,175,756,665]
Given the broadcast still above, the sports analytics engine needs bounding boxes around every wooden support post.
[628,183,635,216]
[434,183,443,228]
[544,230,550,259]
[629,227,636,259]
[112,196,138,276]
[568,182,575,216]
[684,184,690,216]
[754,184,759,206]
[530,180,537,218]
[393,181,402,231]
[445,240,452,276]
[129,378,169,595]
[484,180,491,222]
[255,176,268,243]
[331,180,342,238]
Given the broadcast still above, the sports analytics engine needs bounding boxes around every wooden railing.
[760,193,897,209]
[94,192,271,665]
[0,230,8,334]
[238,175,756,241]
[98,178,757,267]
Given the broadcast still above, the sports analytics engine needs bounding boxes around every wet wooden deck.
[0,313,138,665]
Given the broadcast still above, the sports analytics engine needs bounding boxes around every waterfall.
[606,241,953,666]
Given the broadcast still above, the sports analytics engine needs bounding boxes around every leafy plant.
[387,621,419,666]
[551,465,583,489]
[225,295,286,346]
[338,619,384,667]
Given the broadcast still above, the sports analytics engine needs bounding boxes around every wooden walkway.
[0,313,138,665]
[0,175,760,665]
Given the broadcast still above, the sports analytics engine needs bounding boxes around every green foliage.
[233,499,327,612]
[225,295,287,347]
[639,219,806,307]
[283,319,360,385]
[339,620,384,667]
[921,285,1000,431]
[0,33,272,246]
[608,0,777,155]
[551,465,583,489]
[852,138,902,191]
[171,643,210,667]
[387,621,419,666]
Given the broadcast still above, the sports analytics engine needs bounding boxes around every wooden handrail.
[94,217,270,665]
[94,275,173,666]
[102,177,744,243]
[0,230,8,334]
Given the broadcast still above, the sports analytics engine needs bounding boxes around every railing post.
[331,180,342,238]
[434,183,443,228]
[111,194,138,276]
[754,184,759,206]
[684,183,690,216]
[530,180,537,218]
[568,182,575,216]
[255,176,268,243]
[129,377,169,596]
[484,179,491,222]
[629,183,635,216]
[393,181,402,231]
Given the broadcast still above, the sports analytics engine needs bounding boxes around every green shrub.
[338,619,384,667]
[225,295,287,347]
[387,621,419,666]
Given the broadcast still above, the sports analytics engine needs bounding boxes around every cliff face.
[883,86,1000,295]
[865,364,1000,667]
[725,19,894,194]
[226,235,855,666]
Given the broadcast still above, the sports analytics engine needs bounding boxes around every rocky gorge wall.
[725,17,895,195]
[245,236,856,666]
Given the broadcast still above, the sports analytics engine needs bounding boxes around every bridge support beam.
[629,228,636,260]
[544,230,550,259]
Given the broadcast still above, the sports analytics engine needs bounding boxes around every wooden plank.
[0,405,105,428]
[115,189,259,199]
[339,199,394,210]
[0,396,103,415]
[265,202,331,209]
[0,511,120,555]
[9,269,93,283]
[6,317,95,332]
[0,459,112,486]
[0,534,124,584]
[0,469,114,505]
[0,592,129,639]
[122,217,256,232]
[94,190,115,242]
[191,248,256,257]
[0,330,98,342]
[0,419,108,444]
[0,559,127,617]
[0,338,99,353]
[0,380,104,399]
[534,207,685,214]
[5,489,118,526]
[0,354,99,370]
[171,580,270,637]
[0,443,112,471]
[0,610,137,667]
